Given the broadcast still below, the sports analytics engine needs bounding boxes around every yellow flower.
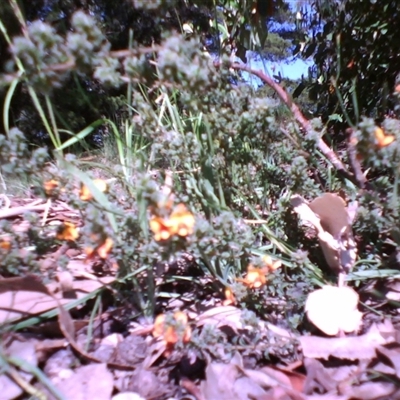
[79,179,108,201]
[56,222,79,241]
[374,127,395,148]
[150,203,195,241]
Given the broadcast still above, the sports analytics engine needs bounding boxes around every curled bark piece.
[291,194,357,279]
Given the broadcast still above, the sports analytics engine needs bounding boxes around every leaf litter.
[2,194,400,399]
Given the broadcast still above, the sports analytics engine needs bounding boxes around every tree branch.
[215,62,361,188]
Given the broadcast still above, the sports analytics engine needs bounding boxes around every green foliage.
[2,0,400,352]
[262,32,292,61]
[301,0,400,127]
[0,0,290,147]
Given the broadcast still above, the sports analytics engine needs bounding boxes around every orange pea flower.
[238,265,267,289]
[149,217,174,242]
[223,287,236,306]
[80,179,108,201]
[43,179,59,196]
[85,237,113,260]
[97,237,113,259]
[374,127,395,148]
[262,255,282,271]
[150,203,195,241]
[56,222,79,241]
[238,256,282,289]
[153,311,191,355]
[0,239,11,252]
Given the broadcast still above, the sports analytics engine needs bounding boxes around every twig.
[41,198,52,227]
[0,204,47,219]
[215,62,360,188]
[243,219,268,224]
[180,378,206,400]
[0,194,11,209]
[110,45,161,58]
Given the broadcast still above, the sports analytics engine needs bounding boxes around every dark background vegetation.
[2,0,400,151]
[0,0,297,149]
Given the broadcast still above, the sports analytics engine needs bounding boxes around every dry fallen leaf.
[300,323,393,360]
[49,363,114,400]
[197,306,245,333]
[200,352,267,400]
[0,275,114,325]
[342,381,398,400]
[0,340,38,400]
[376,345,400,378]
[303,358,338,394]
[305,285,362,336]
[112,393,146,400]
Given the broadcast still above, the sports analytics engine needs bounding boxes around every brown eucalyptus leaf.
[0,276,114,325]
[300,324,389,360]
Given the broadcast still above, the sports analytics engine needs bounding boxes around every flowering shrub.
[1,4,400,366]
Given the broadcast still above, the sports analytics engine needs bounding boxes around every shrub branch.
[216,62,360,188]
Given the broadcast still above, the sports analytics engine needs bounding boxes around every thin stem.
[45,95,62,151]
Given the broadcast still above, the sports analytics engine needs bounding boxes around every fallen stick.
[0,204,48,219]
